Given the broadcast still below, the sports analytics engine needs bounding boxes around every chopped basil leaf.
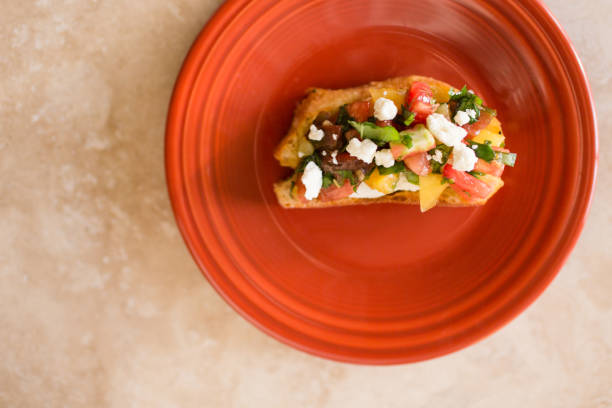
[336,104,353,131]
[448,86,482,124]
[295,154,321,173]
[404,170,419,185]
[349,120,400,145]
[441,177,454,185]
[400,132,413,148]
[378,161,406,175]
[322,173,334,188]
[337,170,357,186]
[499,152,517,167]
[429,144,452,174]
[469,140,496,162]
[396,105,415,127]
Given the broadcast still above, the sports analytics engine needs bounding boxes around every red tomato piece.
[449,183,476,201]
[406,81,436,123]
[474,158,504,177]
[442,165,493,199]
[295,178,308,203]
[464,111,493,137]
[318,179,354,202]
[347,100,371,123]
[403,152,431,176]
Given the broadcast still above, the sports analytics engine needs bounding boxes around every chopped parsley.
[468,140,496,162]
[378,161,406,175]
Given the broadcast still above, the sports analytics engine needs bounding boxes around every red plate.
[166,0,597,364]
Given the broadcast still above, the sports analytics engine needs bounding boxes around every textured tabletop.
[1,1,610,407]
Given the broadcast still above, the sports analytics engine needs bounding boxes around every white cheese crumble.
[454,110,470,126]
[374,149,394,168]
[466,108,477,119]
[321,150,327,156]
[395,173,420,191]
[373,97,398,121]
[432,149,443,163]
[322,120,333,127]
[349,182,385,198]
[302,161,322,200]
[452,143,478,172]
[346,138,377,164]
[331,150,338,165]
[307,124,324,141]
[298,152,304,158]
[472,145,478,149]
[332,133,338,140]
[426,113,468,147]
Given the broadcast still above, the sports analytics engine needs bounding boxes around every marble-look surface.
[1,1,610,407]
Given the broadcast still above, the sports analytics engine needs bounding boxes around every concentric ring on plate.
[166,0,597,364]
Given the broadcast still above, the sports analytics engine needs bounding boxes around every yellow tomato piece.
[365,168,399,195]
[369,88,406,110]
[472,129,505,147]
[419,174,448,212]
[486,117,502,134]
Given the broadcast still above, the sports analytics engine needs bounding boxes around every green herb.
[289,181,295,197]
[404,170,419,185]
[396,105,415,127]
[441,177,454,185]
[337,170,357,186]
[468,140,496,162]
[499,152,517,167]
[349,120,400,145]
[295,154,321,173]
[448,86,483,124]
[468,171,485,178]
[322,173,334,188]
[378,161,406,175]
[400,132,413,148]
[336,104,354,131]
[429,144,452,174]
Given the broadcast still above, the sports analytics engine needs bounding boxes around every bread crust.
[273,76,503,209]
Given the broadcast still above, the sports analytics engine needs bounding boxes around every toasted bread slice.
[273,75,504,209]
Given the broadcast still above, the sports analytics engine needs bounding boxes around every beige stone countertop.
[1,1,610,407]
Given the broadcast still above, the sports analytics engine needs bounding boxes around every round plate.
[166,0,597,364]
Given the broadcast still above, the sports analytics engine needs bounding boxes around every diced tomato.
[406,81,437,123]
[403,152,431,176]
[449,183,476,201]
[464,111,493,137]
[295,178,308,204]
[376,119,393,127]
[442,165,492,199]
[474,158,504,177]
[318,179,354,202]
[347,100,371,123]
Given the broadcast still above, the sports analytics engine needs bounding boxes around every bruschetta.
[273,76,516,212]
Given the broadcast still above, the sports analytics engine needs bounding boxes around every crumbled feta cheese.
[322,120,333,127]
[468,90,475,95]
[471,145,478,149]
[466,108,477,119]
[331,150,338,165]
[426,154,432,160]
[452,144,478,172]
[346,138,377,163]
[426,113,467,147]
[321,151,327,156]
[298,152,304,158]
[374,149,394,168]
[302,161,322,200]
[454,110,470,126]
[349,182,385,198]
[395,173,420,192]
[332,133,338,140]
[432,149,443,163]
[373,97,398,121]
[307,124,324,141]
